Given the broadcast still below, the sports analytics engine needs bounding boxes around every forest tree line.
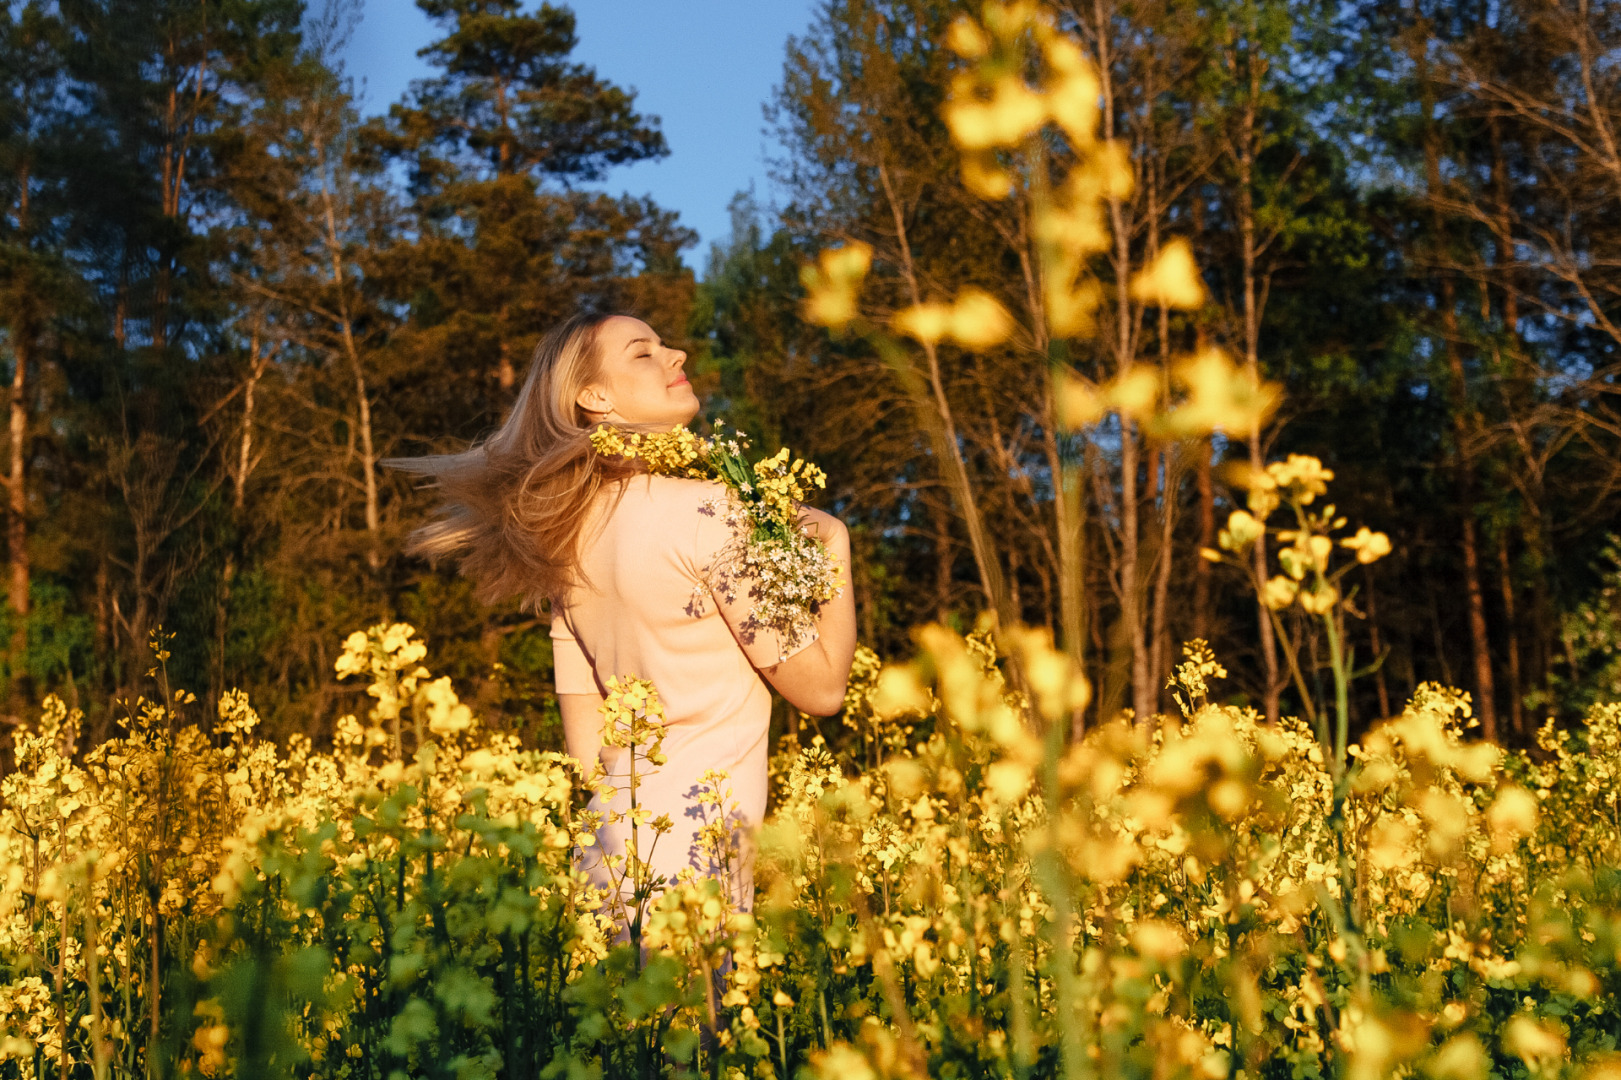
[0,0,1618,748]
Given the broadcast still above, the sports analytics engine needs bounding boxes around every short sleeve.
[550,611,599,695]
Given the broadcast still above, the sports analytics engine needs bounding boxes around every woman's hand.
[795,505,847,546]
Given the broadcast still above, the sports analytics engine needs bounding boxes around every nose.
[669,347,687,366]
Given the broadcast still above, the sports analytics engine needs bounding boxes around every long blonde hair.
[390,312,637,610]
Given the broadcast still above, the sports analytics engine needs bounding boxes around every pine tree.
[373,0,692,412]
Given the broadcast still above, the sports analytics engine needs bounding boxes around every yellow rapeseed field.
[4,582,1621,1078]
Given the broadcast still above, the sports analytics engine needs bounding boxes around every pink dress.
[550,475,809,910]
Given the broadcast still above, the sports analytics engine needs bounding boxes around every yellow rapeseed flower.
[892,301,952,345]
[944,72,1047,151]
[1108,367,1161,420]
[1262,576,1299,610]
[945,14,990,57]
[1342,526,1393,564]
[960,151,1014,199]
[893,288,1014,350]
[1163,349,1281,439]
[801,243,872,328]
[1130,239,1206,309]
[1056,371,1105,428]
[1218,510,1265,552]
[1298,584,1338,615]
[1267,454,1335,503]
[1038,34,1100,145]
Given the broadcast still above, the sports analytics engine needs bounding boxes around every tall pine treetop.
[390,0,667,190]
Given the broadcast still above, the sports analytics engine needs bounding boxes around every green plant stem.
[1322,604,1350,782]
[1035,718,1091,1080]
[776,1008,789,1080]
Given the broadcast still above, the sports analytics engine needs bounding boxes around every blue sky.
[338,0,820,272]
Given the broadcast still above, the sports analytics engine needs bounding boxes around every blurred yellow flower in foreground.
[1262,575,1300,610]
[959,151,1013,198]
[1108,367,1161,420]
[801,243,872,329]
[944,71,1048,151]
[1486,785,1539,851]
[1162,349,1281,438]
[892,287,1014,349]
[1056,371,1105,428]
[1130,238,1206,309]
[1038,32,1101,145]
[1504,1015,1566,1069]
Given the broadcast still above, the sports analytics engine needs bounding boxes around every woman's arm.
[559,691,606,772]
[755,507,858,716]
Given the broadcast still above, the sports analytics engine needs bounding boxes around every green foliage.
[1545,538,1621,714]
[0,580,97,697]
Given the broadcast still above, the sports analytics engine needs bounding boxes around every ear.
[576,383,613,417]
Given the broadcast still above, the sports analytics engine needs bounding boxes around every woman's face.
[576,316,698,428]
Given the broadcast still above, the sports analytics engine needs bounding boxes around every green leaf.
[384,997,438,1055]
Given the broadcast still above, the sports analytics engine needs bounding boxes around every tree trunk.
[1417,24,1498,741]
[9,332,29,691]
[875,160,1007,623]
[1498,535,1523,738]
[1457,485,1497,740]
[1149,447,1177,710]
[94,557,111,660]
[1093,0,1152,723]
[1194,437,1214,642]
[8,152,31,697]
[1525,509,1552,712]
[1148,239,1175,709]
[1488,114,1520,334]
[1222,46,1282,723]
[1121,424,1149,721]
[114,263,128,352]
[933,492,955,623]
[235,326,269,512]
[1192,271,1215,642]
[1240,177,1280,724]
[317,133,381,570]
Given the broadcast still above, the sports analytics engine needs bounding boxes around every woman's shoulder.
[637,473,731,508]
[602,474,735,535]
[601,475,738,571]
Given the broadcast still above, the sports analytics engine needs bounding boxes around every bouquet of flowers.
[589,424,844,658]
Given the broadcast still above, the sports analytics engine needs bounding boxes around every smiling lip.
[668,373,689,387]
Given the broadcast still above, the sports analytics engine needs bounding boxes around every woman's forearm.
[762,514,858,715]
[812,522,858,679]
[559,691,606,771]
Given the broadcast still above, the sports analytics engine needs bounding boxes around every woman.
[397,312,857,911]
